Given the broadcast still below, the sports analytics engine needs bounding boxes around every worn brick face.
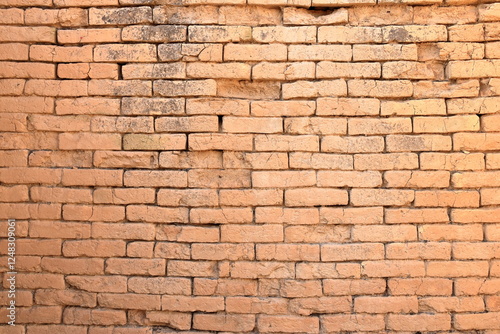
[2,0,499,331]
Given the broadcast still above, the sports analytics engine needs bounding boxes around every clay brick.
[227,46,287,66]
[449,23,485,42]
[188,25,250,43]
[256,244,319,261]
[283,7,348,25]
[0,150,28,167]
[187,63,250,80]
[258,315,319,333]
[153,5,218,24]
[93,151,158,169]
[252,62,315,81]
[415,190,480,207]
[122,63,185,80]
[230,262,295,279]
[94,44,156,62]
[349,5,412,25]
[414,5,476,24]
[318,171,381,187]
[455,312,500,330]
[317,98,380,116]
[383,61,444,79]
[362,260,425,277]
[89,7,151,25]
[154,242,189,259]
[188,98,247,116]
[162,296,224,312]
[193,314,255,332]
[122,25,185,43]
[92,222,156,240]
[251,101,315,116]
[0,96,53,114]
[453,242,500,259]
[354,153,418,170]
[161,151,222,169]
[317,61,381,79]
[419,224,483,241]
[220,189,283,206]
[348,117,411,135]
[59,133,121,150]
[62,169,123,187]
[194,278,257,296]
[323,279,386,296]
[353,44,417,61]
[455,278,500,295]
[30,221,90,239]
[353,225,416,242]
[0,62,55,79]
[322,136,384,153]
[63,240,125,257]
[192,243,254,261]
[0,43,29,61]
[13,273,65,290]
[487,153,500,169]
[253,26,316,43]
[355,296,417,313]
[98,294,160,311]
[419,42,485,61]
[190,207,252,224]
[123,134,186,150]
[384,171,450,188]
[226,296,286,314]
[288,45,352,61]
[320,207,383,225]
[322,243,384,261]
[386,207,449,224]
[35,289,96,307]
[382,25,447,42]
[388,314,451,331]
[387,242,451,260]
[389,278,452,296]
[88,80,152,96]
[386,134,451,151]
[255,207,319,225]
[154,79,216,97]
[452,171,500,187]
[420,152,484,170]
[41,257,104,275]
[25,79,87,97]
[157,225,219,243]
[126,205,188,223]
[286,188,348,206]
[218,6,281,25]
[479,3,500,21]
[0,185,28,202]
[413,79,479,98]
[289,153,352,170]
[223,152,287,169]
[348,79,413,98]
[30,45,93,63]
[156,116,218,132]
[63,307,126,326]
[256,135,320,152]
[253,171,316,188]
[223,116,282,134]
[56,98,120,115]
[283,80,347,99]
[452,208,500,224]
[296,262,360,279]
[122,97,184,116]
[0,26,55,43]
[58,28,121,44]
[29,151,92,168]
[0,167,61,184]
[221,225,283,243]
[322,314,385,332]
[481,188,500,205]
[285,225,350,243]
[448,60,500,78]
[105,258,165,276]
[319,26,383,43]
[128,277,191,295]
[157,189,218,207]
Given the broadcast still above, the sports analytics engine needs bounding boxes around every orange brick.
[62,169,122,186]
[0,26,55,43]
[351,189,414,206]
[296,262,360,279]
[285,225,350,243]
[91,116,154,133]
[0,185,28,202]
[219,189,283,206]
[92,222,156,240]
[348,79,413,98]
[168,260,216,277]
[188,169,250,188]
[386,242,451,260]
[193,314,255,332]
[154,5,218,24]
[386,134,452,152]
[352,225,417,242]
[354,153,418,170]
[385,208,449,223]
[63,240,125,257]
[225,296,288,314]
[419,224,483,241]
[15,306,63,324]
[388,314,451,331]
[157,225,219,243]
[122,25,186,43]
[322,314,385,332]
[194,278,257,296]
[219,6,280,25]
[56,98,120,115]
[124,170,187,188]
[413,79,479,98]
[224,152,288,169]
[190,207,252,224]
[35,289,95,307]
[323,279,386,296]
[389,278,452,296]
[454,242,500,260]
[192,243,254,261]
[286,188,348,206]
[415,190,480,207]
[128,277,190,295]
[25,79,87,97]
[41,257,103,275]
[105,258,165,276]
[13,273,64,290]
[355,296,417,313]
[256,244,319,261]
[349,5,412,25]
[316,98,379,117]
[256,135,319,152]
[221,225,283,242]
[320,207,383,225]
[58,28,121,44]
[98,293,160,311]
[63,307,126,326]
[252,62,315,81]
[94,151,158,169]
[258,315,319,333]
[154,242,189,259]
[189,133,253,151]
[230,262,294,279]
[66,275,127,293]
[322,243,384,261]
[455,312,500,330]
[162,296,224,312]
[282,80,347,99]
[187,98,249,115]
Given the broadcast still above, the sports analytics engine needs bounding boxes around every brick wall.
[1,0,500,332]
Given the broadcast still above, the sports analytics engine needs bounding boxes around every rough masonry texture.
[0,0,500,332]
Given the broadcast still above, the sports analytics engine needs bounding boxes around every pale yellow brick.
[348,80,413,98]
[319,26,382,43]
[381,99,446,116]
[288,45,352,61]
[224,44,287,61]
[317,62,381,79]
[188,26,251,43]
[252,62,315,81]
[253,26,316,43]
[186,63,251,80]
[282,80,347,99]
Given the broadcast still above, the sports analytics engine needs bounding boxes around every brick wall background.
[1,0,500,332]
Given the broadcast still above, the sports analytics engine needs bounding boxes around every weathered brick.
[154,79,216,97]
[354,153,418,170]
[289,45,352,61]
[348,79,413,98]
[58,28,121,44]
[283,80,347,99]
[225,44,287,61]
[353,44,417,61]
[94,44,157,62]
[317,61,381,79]
[89,7,152,25]
[319,26,383,43]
